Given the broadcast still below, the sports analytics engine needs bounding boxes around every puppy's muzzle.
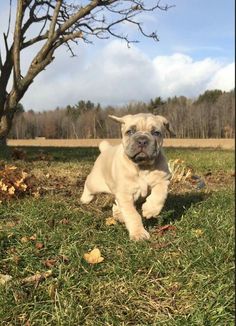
[137,136,149,149]
[131,135,153,162]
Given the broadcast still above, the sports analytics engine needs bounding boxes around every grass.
[0,147,235,325]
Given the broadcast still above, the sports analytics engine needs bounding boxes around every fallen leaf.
[59,218,70,225]
[18,313,27,322]
[0,273,12,285]
[32,190,40,198]
[35,242,44,249]
[20,236,29,243]
[21,270,52,284]
[20,183,27,191]
[105,217,117,226]
[8,247,17,254]
[6,165,17,170]
[150,242,171,249]
[194,229,204,237]
[167,251,181,258]
[6,221,17,227]
[0,182,7,192]
[8,186,15,195]
[43,259,57,268]
[29,234,37,241]
[83,248,104,264]
[154,225,177,236]
[7,232,14,238]
[13,255,21,264]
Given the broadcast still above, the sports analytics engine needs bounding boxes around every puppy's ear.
[156,116,176,137]
[108,115,125,124]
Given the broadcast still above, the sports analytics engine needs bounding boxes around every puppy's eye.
[152,130,162,137]
[126,129,135,136]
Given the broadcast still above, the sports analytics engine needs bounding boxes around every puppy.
[81,113,173,241]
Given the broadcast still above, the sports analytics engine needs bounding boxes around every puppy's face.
[109,113,174,166]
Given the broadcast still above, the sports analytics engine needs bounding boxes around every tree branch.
[58,0,101,36]
[0,50,3,70]
[22,32,49,48]
[38,4,51,36]
[56,30,83,45]
[3,33,9,53]
[22,1,48,35]
[6,0,13,39]
[48,0,62,41]
[13,0,25,84]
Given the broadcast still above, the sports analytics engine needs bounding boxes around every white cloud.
[152,53,222,97]
[206,63,235,91]
[18,40,235,110]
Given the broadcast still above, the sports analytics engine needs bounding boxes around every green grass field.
[0,147,234,325]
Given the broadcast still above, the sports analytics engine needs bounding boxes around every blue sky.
[0,0,235,110]
[86,0,234,60]
[145,0,235,61]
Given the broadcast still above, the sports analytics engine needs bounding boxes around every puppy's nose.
[137,137,149,147]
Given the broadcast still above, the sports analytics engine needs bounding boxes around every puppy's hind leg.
[80,182,94,204]
[80,168,111,204]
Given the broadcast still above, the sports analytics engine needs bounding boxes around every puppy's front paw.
[112,204,124,223]
[129,227,150,241]
[142,202,163,219]
[80,193,94,204]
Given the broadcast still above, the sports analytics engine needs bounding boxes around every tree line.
[9,89,235,139]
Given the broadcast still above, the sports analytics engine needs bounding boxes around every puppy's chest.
[133,172,150,201]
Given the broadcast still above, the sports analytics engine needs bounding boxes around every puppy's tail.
[99,140,111,153]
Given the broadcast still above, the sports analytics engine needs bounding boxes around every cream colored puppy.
[80,113,173,241]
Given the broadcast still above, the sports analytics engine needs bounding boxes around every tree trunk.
[0,137,7,147]
[0,136,11,159]
[0,111,13,159]
[0,111,12,142]
[0,133,8,150]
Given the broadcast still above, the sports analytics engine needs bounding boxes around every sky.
[0,0,235,111]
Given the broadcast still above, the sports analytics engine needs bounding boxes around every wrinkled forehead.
[122,114,163,131]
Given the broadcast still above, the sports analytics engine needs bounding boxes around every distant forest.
[9,89,235,139]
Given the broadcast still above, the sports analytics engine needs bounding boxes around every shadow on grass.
[3,146,100,162]
[144,191,209,228]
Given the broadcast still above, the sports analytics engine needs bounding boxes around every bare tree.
[0,0,173,146]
